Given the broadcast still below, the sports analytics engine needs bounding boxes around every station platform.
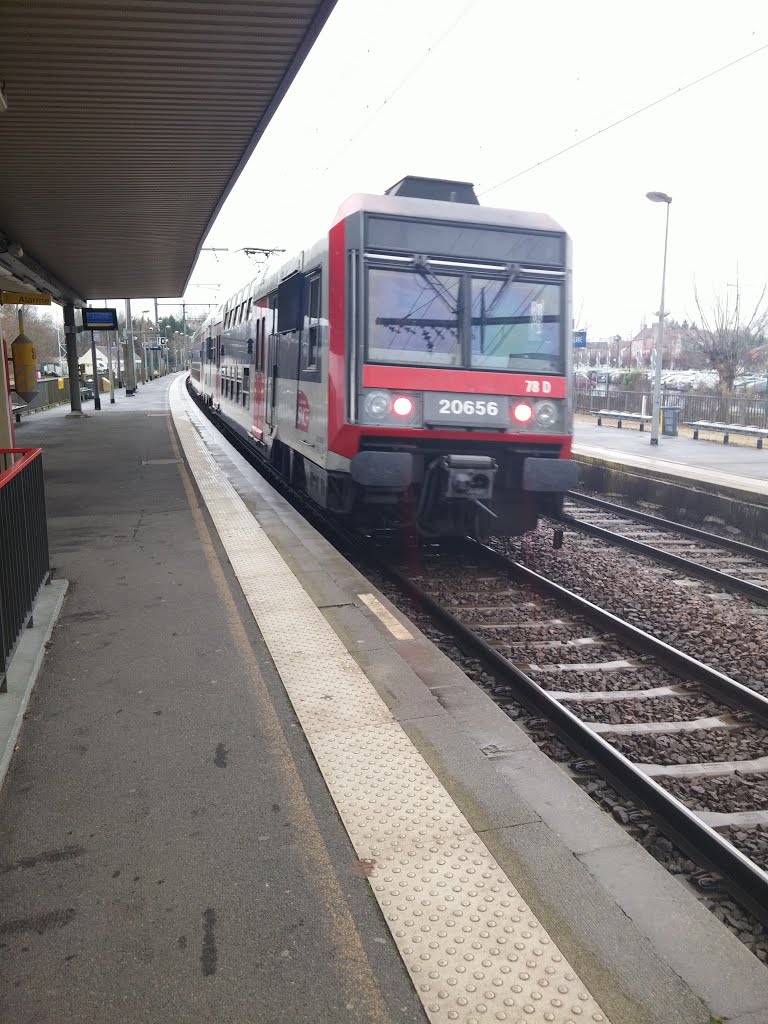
[1,376,767,1024]
[574,420,768,496]
[573,420,768,542]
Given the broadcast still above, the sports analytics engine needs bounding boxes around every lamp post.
[646,191,672,445]
[141,309,151,382]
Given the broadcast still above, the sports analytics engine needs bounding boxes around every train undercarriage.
[270,433,574,539]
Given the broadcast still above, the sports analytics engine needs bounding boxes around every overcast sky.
[180,1,768,340]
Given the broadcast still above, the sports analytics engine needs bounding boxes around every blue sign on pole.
[572,330,587,349]
[82,307,119,330]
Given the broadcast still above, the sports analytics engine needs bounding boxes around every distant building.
[629,323,690,368]
[78,347,110,375]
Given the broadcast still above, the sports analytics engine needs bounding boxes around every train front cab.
[328,186,578,537]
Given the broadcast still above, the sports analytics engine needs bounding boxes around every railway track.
[186,381,768,932]
[382,538,768,925]
[560,492,768,605]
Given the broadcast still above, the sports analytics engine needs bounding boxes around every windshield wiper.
[412,255,458,314]
[483,262,522,317]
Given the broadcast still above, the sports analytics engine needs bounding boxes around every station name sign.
[0,290,51,305]
[82,307,119,330]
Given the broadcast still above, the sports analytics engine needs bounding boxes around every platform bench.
[685,420,768,448]
[588,410,652,431]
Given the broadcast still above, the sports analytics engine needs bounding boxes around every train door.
[264,297,278,431]
[265,334,278,429]
[214,323,222,404]
[251,302,268,440]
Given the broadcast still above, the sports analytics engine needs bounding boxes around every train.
[189,175,578,537]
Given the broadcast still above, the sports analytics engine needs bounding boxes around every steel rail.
[478,541,768,724]
[559,510,768,606]
[565,490,768,561]
[394,541,768,924]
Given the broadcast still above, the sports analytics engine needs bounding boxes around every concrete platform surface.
[1,376,767,1024]
[574,420,768,495]
[0,380,424,1024]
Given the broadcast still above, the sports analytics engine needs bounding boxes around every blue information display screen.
[82,308,119,330]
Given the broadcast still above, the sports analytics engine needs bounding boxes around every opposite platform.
[574,420,768,499]
[573,420,768,542]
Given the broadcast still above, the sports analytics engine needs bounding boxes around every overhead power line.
[316,0,478,175]
[479,40,768,197]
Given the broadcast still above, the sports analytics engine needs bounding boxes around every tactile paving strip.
[170,381,611,1024]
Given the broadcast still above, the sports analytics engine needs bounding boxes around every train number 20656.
[438,398,500,416]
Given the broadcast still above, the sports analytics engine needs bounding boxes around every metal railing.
[0,448,50,691]
[575,389,768,427]
[10,375,72,417]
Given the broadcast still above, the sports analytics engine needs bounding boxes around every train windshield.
[367,267,460,365]
[470,278,561,372]
[366,265,563,372]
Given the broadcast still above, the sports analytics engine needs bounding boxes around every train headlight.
[360,388,422,426]
[364,390,391,419]
[534,400,558,428]
[512,401,533,424]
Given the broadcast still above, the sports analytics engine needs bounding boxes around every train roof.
[332,192,566,236]
[197,184,568,333]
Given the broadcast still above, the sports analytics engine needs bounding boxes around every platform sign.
[572,330,587,349]
[82,307,119,330]
[1,290,51,305]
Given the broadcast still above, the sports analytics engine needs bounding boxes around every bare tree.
[692,279,768,393]
[0,305,61,363]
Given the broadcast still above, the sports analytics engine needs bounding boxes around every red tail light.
[512,402,533,424]
[393,396,413,417]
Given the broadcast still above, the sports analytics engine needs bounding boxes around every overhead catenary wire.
[478,40,768,197]
[315,0,478,176]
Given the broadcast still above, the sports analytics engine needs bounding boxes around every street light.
[646,191,672,445]
[141,309,152,381]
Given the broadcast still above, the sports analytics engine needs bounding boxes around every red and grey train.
[190,175,578,537]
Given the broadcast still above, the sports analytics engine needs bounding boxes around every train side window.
[277,274,303,334]
[243,367,250,408]
[304,273,321,372]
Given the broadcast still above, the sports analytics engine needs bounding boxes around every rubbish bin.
[660,406,679,436]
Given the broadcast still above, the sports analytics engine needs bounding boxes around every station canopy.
[0,0,336,307]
